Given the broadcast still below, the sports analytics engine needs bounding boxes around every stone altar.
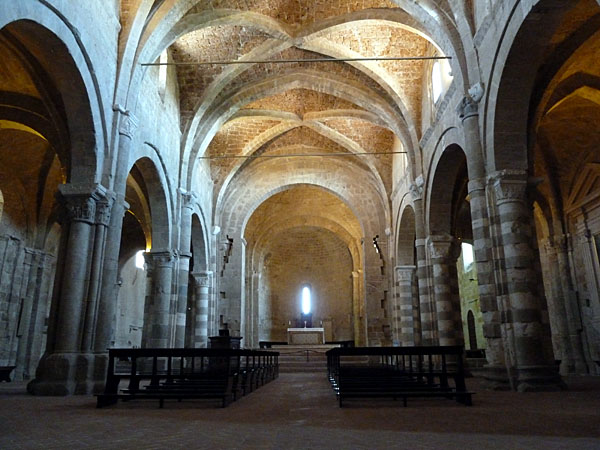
[287,327,325,345]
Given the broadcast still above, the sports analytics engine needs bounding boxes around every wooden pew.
[327,346,473,407]
[96,348,278,408]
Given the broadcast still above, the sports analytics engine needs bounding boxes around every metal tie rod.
[142,55,451,66]
[199,151,407,159]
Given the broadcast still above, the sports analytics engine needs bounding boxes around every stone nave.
[1,0,600,414]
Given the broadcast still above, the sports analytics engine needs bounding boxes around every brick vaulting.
[1,0,600,415]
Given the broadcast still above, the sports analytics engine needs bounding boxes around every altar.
[287,327,326,345]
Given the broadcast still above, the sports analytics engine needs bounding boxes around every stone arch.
[187,69,412,187]
[123,2,469,116]
[127,156,173,250]
[211,122,390,215]
[426,144,467,236]
[190,213,209,273]
[396,204,416,266]
[0,13,105,182]
[229,175,379,240]
[485,0,577,172]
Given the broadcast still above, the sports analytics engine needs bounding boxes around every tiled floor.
[1,373,600,449]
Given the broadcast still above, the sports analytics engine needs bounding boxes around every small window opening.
[462,243,474,271]
[135,250,146,270]
[432,61,443,103]
[301,286,311,315]
[158,49,168,98]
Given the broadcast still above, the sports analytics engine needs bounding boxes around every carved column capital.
[395,265,416,281]
[488,170,528,205]
[95,194,115,226]
[179,189,197,210]
[192,270,213,287]
[427,234,461,261]
[145,250,176,269]
[59,183,107,225]
[409,175,424,201]
[113,106,138,139]
[457,83,484,120]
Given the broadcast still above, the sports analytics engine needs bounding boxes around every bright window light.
[462,243,474,270]
[432,61,442,103]
[158,49,168,97]
[301,286,311,315]
[135,250,146,270]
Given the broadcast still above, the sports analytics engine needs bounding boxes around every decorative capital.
[409,175,424,201]
[145,250,176,269]
[457,83,484,120]
[96,194,115,226]
[395,265,416,281]
[179,189,197,210]
[192,270,213,287]
[114,106,138,138]
[427,234,460,260]
[488,170,528,205]
[59,183,107,224]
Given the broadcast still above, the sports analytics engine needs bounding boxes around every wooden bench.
[0,366,16,382]
[327,346,473,407]
[96,348,278,408]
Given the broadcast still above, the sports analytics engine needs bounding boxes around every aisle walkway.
[1,373,600,449]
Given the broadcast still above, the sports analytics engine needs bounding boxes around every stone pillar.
[14,249,42,380]
[410,180,428,346]
[427,235,463,346]
[81,196,113,352]
[541,238,572,374]
[395,265,417,346]
[191,271,212,348]
[175,190,195,347]
[489,170,563,391]
[94,110,137,353]
[458,93,506,382]
[28,184,106,395]
[351,271,364,345]
[143,251,176,348]
[554,234,588,373]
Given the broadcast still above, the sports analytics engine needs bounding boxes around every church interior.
[1,0,600,447]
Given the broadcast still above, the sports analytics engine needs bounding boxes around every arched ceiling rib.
[117,0,468,240]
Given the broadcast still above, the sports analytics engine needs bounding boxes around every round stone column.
[144,251,175,348]
[94,110,137,353]
[490,170,563,391]
[192,271,212,348]
[410,180,428,346]
[458,94,507,381]
[175,190,195,347]
[427,235,463,346]
[394,265,417,346]
[28,184,106,395]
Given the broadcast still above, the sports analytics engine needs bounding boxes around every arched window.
[135,250,146,270]
[431,57,453,104]
[158,49,168,98]
[462,242,474,271]
[467,310,477,350]
[301,286,311,315]
[432,61,443,103]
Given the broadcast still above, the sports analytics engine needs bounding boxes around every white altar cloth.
[287,327,325,345]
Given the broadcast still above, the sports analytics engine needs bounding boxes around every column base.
[27,352,109,396]
[515,365,566,392]
[478,365,512,391]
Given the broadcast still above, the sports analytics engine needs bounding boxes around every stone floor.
[1,373,600,449]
